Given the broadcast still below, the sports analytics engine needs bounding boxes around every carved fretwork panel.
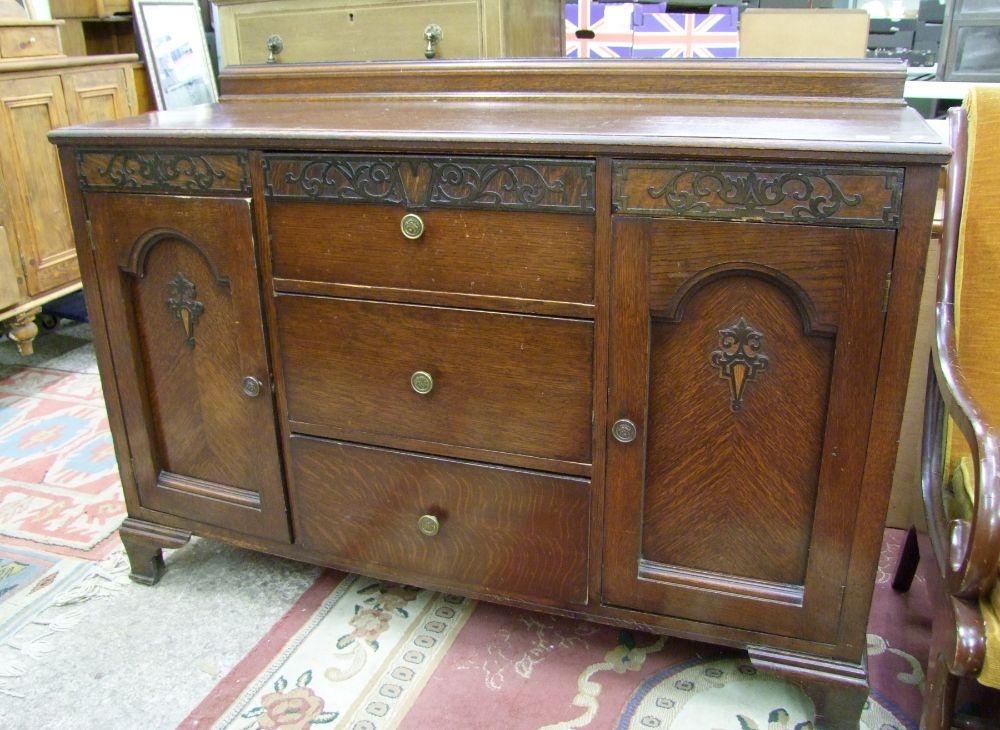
[77,149,250,195]
[85,193,289,543]
[603,217,894,642]
[613,161,903,228]
[263,154,596,213]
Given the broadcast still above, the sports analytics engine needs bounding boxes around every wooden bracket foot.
[748,646,868,729]
[119,517,191,586]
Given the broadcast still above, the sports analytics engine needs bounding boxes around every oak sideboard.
[50,59,947,728]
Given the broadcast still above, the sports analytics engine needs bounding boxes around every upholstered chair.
[893,88,1000,728]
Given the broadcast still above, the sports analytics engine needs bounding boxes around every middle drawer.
[275,294,594,469]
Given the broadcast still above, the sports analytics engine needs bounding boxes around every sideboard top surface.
[49,59,950,163]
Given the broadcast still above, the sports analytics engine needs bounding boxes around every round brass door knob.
[418,514,440,536]
[612,418,637,444]
[410,370,434,395]
[242,376,263,398]
[400,213,425,240]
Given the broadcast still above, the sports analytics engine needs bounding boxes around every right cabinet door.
[602,217,894,643]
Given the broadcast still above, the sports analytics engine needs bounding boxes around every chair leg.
[893,525,921,592]
[921,630,959,730]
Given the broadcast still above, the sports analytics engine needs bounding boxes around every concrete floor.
[0,321,320,728]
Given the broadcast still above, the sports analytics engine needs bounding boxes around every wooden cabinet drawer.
[290,436,590,606]
[0,25,62,59]
[268,201,595,308]
[275,294,594,472]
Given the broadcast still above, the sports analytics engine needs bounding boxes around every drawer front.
[0,26,61,58]
[613,160,904,228]
[228,0,484,64]
[268,201,595,304]
[276,295,594,467]
[291,436,590,606]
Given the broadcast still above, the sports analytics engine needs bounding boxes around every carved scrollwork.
[711,317,770,411]
[77,150,250,194]
[613,162,903,227]
[166,273,203,348]
[429,161,572,209]
[264,155,595,213]
[648,168,863,222]
[279,158,407,203]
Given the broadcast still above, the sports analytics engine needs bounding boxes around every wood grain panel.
[647,220,850,334]
[275,295,594,466]
[77,149,250,194]
[219,58,908,100]
[268,201,594,305]
[614,161,903,228]
[290,436,590,606]
[0,225,21,309]
[86,193,289,542]
[643,276,834,585]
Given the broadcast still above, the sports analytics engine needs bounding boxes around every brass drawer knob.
[242,376,263,398]
[418,514,440,536]
[424,23,443,59]
[400,213,425,240]
[410,370,434,395]
[266,34,284,63]
[612,418,637,444]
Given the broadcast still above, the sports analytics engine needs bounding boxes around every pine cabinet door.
[602,217,893,642]
[87,193,290,542]
[0,75,76,295]
[62,67,133,124]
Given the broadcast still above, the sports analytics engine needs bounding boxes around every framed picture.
[133,0,218,110]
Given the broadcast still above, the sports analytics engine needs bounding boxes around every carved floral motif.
[711,317,770,411]
[165,273,203,348]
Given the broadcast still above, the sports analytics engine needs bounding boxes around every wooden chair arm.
[923,107,1000,600]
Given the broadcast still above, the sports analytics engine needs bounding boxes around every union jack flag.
[632,8,739,59]
[565,1,636,59]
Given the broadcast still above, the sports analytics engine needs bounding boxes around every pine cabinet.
[0,51,136,354]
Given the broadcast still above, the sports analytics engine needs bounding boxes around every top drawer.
[264,154,596,308]
[0,24,62,59]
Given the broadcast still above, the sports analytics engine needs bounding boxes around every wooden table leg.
[7,307,40,356]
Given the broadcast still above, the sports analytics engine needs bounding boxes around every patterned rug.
[183,530,930,730]
[0,365,124,558]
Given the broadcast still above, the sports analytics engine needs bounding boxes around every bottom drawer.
[291,436,590,606]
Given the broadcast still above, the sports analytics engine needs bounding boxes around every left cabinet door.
[86,193,290,543]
